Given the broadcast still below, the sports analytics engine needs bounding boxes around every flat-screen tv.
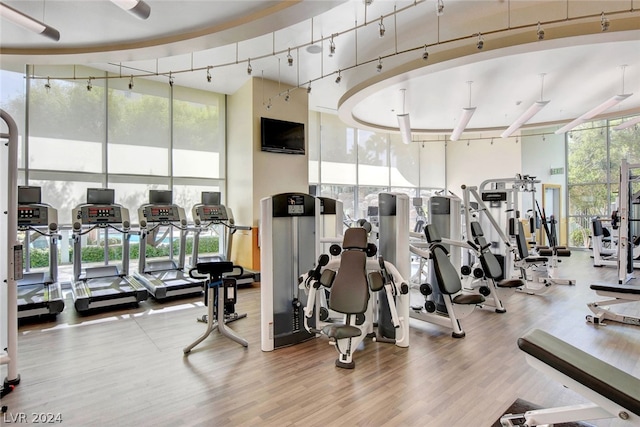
[261,117,305,155]
[87,188,115,205]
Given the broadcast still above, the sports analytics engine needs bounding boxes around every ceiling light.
[422,45,429,61]
[501,101,549,138]
[452,81,476,141]
[537,22,545,40]
[436,0,444,16]
[285,91,290,102]
[266,99,272,110]
[555,94,632,134]
[86,78,93,92]
[287,48,293,67]
[247,59,252,75]
[601,12,609,31]
[307,84,312,94]
[335,70,342,84]
[329,35,336,57]
[476,33,484,50]
[0,2,60,41]
[168,73,174,87]
[502,74,549,138]
[206,67,211,83]
[128,75,134,90]
[111,0,150,20]
[379,16,385,38]
[376,57,383,73]
[614,115,640,130]
[397,89,411,144]
[451,107,476,141]
[44,77,51,93]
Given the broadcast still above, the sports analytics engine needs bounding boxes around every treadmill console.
[79,205,127,225]
[18,204,58,231]
[194,205,229,222]
[140,204,185,225]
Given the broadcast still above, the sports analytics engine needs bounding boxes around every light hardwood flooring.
[2,251,639,426]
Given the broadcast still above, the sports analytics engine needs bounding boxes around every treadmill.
[190,191,258,286]
[134,190,205,299]
[70,188,148,312]
[16,186,65,319]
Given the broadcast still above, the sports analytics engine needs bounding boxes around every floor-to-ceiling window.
[566,117,640,248]
[309,111,446,230]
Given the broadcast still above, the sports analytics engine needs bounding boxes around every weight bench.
[586,282,640,326]
[501,329,640,426]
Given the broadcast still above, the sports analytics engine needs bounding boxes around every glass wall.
[309,111,445,231]
[1,66,226,271]
[566,117,640,247]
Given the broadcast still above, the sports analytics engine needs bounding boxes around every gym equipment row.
[17,187,256,316]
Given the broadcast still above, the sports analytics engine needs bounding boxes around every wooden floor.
[2,251,639,427]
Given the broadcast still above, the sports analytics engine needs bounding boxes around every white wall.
[446,133,522,196]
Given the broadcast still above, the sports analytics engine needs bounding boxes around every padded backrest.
[514,221,530,258]
[342,226,368,250]
[476,236,503,279]
[431,245,462,295]
[470,221,484,238]
[328,228,370,314]
[424,223,442,243]
[592,218,603,237]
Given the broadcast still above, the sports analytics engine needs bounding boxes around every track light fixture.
[247,59,252,75]
[329,35,336,57]
[111,0,150,20]
[0,1,60,41]
[601,12,610,31]
[376,57,383,73]
[476,33,484,50]
[86,77,93,92]
[169,73,174,87]
[537,22,545,40]
[335,70,342,84]
[436,0,444,16]
[266,98,272,110]
[206,67,212,83]
[287,48,293,67]
[379,16,386,38]
[285,91,290,102]
[422,44,429,61]
[44,77,51,93]
[307,84,312,94]
[128,75,134,90]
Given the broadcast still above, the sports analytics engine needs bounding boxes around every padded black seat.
[590,283,640,295]
[497,278,525,288]
[518,329,640,417]
[452,293,485,305]
[321,324,361,340]
[470,222,525,289]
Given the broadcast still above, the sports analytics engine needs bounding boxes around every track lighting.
[86,77,93,92]
[436,0,444,16]
[206,67,212,83]
[287,48,293,67]
[307,84,312,94]
[379,16,385,38]
[537,22,545,40]
[601,12,609,32]
[285,91,290,102]
[247,59,252,75]
[128,76,134,90]
[376,57,383,73]
[476,33,484,50]
[0,1,60,41]
[44,77,51,93]
[329,35,336,57]
[335,70,342,84]
[266,99,272,110]
[110,0,150,20]
[168,73,174,87]
[422,45,429,61]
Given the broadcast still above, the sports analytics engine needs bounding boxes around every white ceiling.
[1,0,639,138]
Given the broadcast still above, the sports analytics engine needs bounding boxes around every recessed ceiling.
[1,0,639,137]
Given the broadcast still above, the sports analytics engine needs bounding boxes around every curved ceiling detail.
[338,14,640,137]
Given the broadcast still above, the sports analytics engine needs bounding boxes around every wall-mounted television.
[260,117,305,155]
